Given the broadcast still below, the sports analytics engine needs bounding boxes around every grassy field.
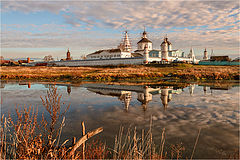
[1,64,239,81]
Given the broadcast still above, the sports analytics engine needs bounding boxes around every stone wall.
[48,57,144,66]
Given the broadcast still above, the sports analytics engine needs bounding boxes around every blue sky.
[1,0,239,59]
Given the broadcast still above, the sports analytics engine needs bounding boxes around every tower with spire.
[66,48,72,60]
[203,48,208,60]
[188,47,196,63]
[119,31,131,52]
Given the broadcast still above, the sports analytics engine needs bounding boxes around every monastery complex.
[29,29,235,67]
[85,30,199,64]
[6,29,240,67]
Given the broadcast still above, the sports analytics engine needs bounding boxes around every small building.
[210,56,231,61]
[18,57,34,64]
[199,55,239,65]
[232,57,240,62]
[0,60,11,65]
[61,49,72,61]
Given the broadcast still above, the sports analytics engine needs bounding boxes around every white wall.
[148,57,162,62]
[120,51,132,58]
[29,55,199,67]
[48,58,144,66]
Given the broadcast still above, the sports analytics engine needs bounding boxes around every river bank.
[1,64,239,81]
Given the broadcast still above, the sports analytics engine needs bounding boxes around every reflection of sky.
[3,83,67,90]
[1,82,239,158]
[3,83,48,90]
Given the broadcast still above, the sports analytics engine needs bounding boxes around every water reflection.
[82,83,184,111]
[76,82,237,112]
[1,81,237,113]
[189,84,195,95]
[67,85,71,95]
[1,80,239,158]
[203,85,207,94]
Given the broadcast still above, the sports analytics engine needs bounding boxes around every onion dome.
[137,30,152,44]
[161,37,171,45]
[143,30,147,36]
[166,38,172,45]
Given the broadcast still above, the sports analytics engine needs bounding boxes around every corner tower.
[143,45,149,64]
[161,37,169,62]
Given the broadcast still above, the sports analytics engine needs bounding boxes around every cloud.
[1,1,239,57]
[2,1,238,29]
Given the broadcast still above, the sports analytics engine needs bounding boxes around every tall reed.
[0,85,103,159]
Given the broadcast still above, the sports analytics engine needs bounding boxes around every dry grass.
[0,85,103,159]
[112,119,185,160]
[1,65,239,81]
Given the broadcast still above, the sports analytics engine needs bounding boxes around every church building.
[133,29,197,63]
[134,29,153,55]
[86,31,132,60]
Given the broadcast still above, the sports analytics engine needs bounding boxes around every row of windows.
[140,45,151,49]
[91,54,121,58]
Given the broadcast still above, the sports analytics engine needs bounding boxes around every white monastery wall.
[48,58,144,66]
[82,83,162,94]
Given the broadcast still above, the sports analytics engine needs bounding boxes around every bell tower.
[143,45,149,64]
[161,37,169,62]
[122,31,131,52]
[66,48,72,60]
[203,48,208,60]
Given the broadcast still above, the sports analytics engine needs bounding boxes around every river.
[1,80,239,158]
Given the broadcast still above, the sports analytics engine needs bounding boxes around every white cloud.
[1,1,239,57]
[2,1,238,29]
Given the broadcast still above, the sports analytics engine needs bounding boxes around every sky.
[1,0,239,59]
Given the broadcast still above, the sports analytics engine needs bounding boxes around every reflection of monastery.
[81,83,184,111]
[0,81,238,111]
[30,30,199,66]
